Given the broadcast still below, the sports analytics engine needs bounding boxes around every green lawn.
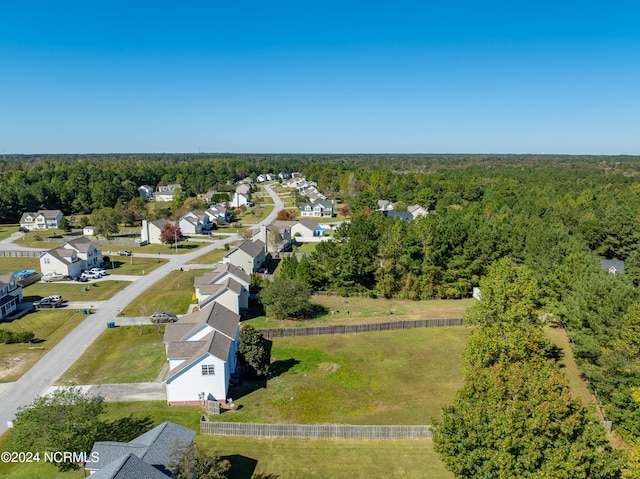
[121,269,206,316]
[200,436,454,479]
[245,297,473,329]
[102,256,167,275]
[14,229,65,249]
[0,257,40,274]
[293,242,318,253]
[187,247,226,265]
[57,326,167,385]
[104,240,206,255]
[0,309,86,382]
[22,280,129,302]
[0,224,19,241]
[223,327,471,425]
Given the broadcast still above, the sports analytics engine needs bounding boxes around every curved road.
[0,185,283,435]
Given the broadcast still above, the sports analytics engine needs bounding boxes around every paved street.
[0,185,283,435]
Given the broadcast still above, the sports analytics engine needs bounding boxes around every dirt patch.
[0,353,28,381]
[318,362,340,374]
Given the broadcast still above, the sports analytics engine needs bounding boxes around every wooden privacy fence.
[0,250,44,257]
[200,420,432,440]
[261,317,464,339]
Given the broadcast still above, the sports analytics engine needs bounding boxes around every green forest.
[4,153,640,474]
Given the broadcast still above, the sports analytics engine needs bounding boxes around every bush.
[0,329,36,344]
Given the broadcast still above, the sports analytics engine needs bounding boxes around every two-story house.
[299,200,334,218]
[222,240,266,274]
[19,210,64,231]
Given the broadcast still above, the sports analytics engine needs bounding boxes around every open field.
[186,247,226,265]
[224,327,471,425]
[0,310,86,382]
[293,242,318,253]
[199,436,454,479]
[103,240,206,255]
[57,325,166,385]
[120,269,207,316]
[0,257,40,274]
[22,280,129,302]
[245,297,474,329]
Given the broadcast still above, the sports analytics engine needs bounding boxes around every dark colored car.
[150,312,178,323]
[72,275,89,282]
[34,297,63,309]
[18,227,29,233]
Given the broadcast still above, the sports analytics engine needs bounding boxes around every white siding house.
[164,303,240,405]
[222,240,266,274]
[19,210,64,231]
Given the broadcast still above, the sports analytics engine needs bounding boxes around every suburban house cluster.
[39,237,102,278]
[253,218,328,254]
[163,237,270,406]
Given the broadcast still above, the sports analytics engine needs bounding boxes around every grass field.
[104,240,206,256]
[245,297,474,329]
[57,325,167,385]
[544,325,596,409]
[186,247,226,265]
[14,229,65,249]
[223,327,471,425]
[22,280,129,302]
[199,436,454,479]
[120,269,207,316]
[102,256,167,275]
[0,310,86,382]
[0,224,19,241]
[0,257,40,274]
[293,242,317,253]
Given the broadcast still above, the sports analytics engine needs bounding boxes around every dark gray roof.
[166,330,232,378]
[385,210,413,221]
[163,322,198,343]
[87,421,195,475]
[65,236,96,253]
[89,453,169,479]
[236,239,265,258]
[600,259,625,274]
[297,218,320,231]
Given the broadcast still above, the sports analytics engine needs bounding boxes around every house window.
[44,258,50,264]
[201,364,215,376]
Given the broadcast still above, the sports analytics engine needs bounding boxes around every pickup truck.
[33,297,63,309]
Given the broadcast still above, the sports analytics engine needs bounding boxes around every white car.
[81,271,100,280]
[89,268,107,276]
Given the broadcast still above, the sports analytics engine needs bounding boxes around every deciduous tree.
[259,276,312,320]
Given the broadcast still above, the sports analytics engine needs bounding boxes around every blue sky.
[1,1,639,154]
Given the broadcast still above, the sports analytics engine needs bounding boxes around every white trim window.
[201,364,215,376]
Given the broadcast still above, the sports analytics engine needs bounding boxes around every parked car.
[81,271,99,280]
[117,250,132,256]
[34,297,63,309]
[88,268,107,276]
[150,312,178,323]
[48,295,63,303]
[72,275,89,282]
[18,226,29,233]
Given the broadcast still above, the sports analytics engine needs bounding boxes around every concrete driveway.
[46,382,166,401]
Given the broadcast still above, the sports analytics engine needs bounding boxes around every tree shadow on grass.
[229,358,300,401]
[224,454,281,479]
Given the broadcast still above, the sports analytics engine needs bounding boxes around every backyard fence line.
[261,317,465,339]
[0,250,44,257]
[200,420,432,440]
